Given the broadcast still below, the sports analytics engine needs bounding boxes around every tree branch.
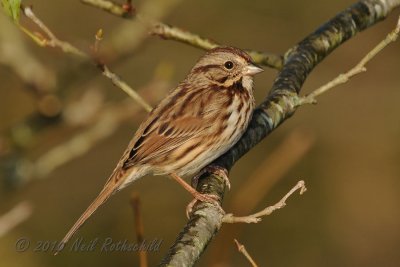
[159,1,400,265]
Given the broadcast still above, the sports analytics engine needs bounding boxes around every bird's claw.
[191,165,231,190]
[185,193,224,218]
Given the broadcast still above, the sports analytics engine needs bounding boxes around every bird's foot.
[191,165,231,190]
[185,193,224,218]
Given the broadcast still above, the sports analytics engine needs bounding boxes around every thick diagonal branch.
[159,1,400,266]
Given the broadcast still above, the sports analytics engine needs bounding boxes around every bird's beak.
[243,63,264,76]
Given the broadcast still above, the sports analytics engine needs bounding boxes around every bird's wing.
[123,114,211,167]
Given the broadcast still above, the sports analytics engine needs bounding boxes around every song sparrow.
[57,46,263,252]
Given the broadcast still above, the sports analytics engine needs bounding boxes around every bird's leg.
[169,172,224,217]
[191,164,231,190]
[169,172,219,202]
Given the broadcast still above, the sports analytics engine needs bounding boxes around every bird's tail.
[54,167,140,255]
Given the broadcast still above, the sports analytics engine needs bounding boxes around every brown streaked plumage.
[56,46,263,253]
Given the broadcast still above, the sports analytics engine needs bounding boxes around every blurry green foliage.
[1,0,21,22]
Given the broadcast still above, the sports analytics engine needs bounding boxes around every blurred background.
[1,0,399,266]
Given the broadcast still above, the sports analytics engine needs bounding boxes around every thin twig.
[234,239,259,267]
[130,193,148,267]
[229,130,313,214]
[223,180,306,224]
[22,6,87,57]
[150,22,218,50]
[0,202,33,238]
[81,0,134,18]
[79,0,283,69]
[151,23,284,70]
[298,15,400,106]
[20,6,152,112]
[90,28,152,112]
[101,65,152,112]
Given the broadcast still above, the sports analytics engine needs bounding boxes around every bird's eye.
[224,61,234,69]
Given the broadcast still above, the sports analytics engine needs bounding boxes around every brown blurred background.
[1,0,400,266]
